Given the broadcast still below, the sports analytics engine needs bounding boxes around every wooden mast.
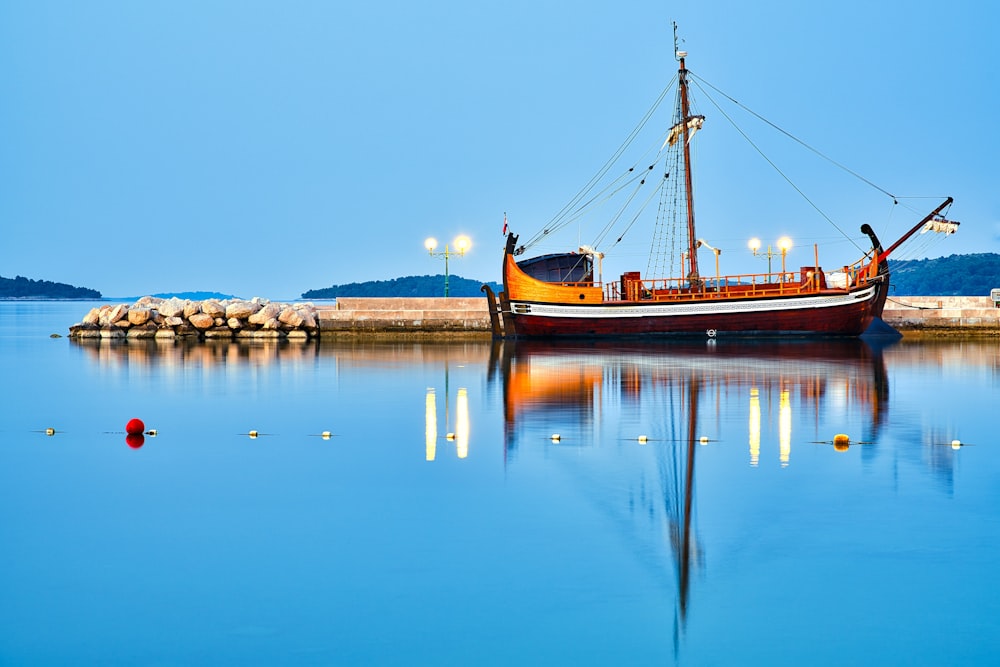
[678,50,700,282]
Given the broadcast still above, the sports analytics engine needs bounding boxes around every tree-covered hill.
[888,253,1000,296]
[302,256,1000,299]
[0,275,101,299]
[303,274,502,299]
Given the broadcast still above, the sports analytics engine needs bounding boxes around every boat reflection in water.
[489,337,891,641]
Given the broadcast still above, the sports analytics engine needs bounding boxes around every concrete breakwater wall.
[69,296,320,340]
[315,297,490,336]
[882,296,999,335]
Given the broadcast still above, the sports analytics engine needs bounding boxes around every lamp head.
[777,236,792,253]
[748,237,761,255]
[453,235,471,255]
[424,237,438,253]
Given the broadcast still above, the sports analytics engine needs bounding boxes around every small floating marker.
[699,436,709,445]
[951,439,962,450]
[638,435,648,444]
[446,432,456,441]
[248,430,259,439]
[321,431,332,440]
[125,433,145,449]
[145,429,157,437]
[125,418,145,435]
[551,433,561,442]
[833,433,851,452]
[45,427,56,436]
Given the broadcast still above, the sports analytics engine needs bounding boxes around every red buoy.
[126,418,145,435]
[126,433,145,449]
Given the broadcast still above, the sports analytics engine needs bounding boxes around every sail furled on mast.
[921,218,960,235]
[664,115,706,148]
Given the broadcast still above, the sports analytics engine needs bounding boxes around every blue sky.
[2,0,996,299]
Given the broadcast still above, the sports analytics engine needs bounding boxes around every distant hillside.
[0,274,101,299]
[888,253,1000,296]
[302,257,1000,299]
[303,274,502,299]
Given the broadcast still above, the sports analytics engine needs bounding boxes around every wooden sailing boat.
[484,38,959,339]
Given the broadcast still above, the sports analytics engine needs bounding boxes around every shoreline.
[53,295,1000,340]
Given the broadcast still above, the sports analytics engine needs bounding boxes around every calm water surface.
[1,301,998,665]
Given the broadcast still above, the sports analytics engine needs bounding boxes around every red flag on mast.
[502,212,508,235]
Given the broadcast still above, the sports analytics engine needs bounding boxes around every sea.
[1,300,998,666]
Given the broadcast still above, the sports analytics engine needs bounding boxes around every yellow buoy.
[699,436,709,445]
[45,427,56,436]
[146,429,157,437]
[637,435,648,444]
[550,434,561,441]
[833,434,850,446]
[248,430,259,439]
[951,439,962,450]
[446,432,456,441]
[321,431,332,440]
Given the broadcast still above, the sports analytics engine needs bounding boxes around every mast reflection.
[491,338,892,639]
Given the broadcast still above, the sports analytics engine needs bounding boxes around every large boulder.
[135,296,162,308]
[164,316,184,327]
[297,308,318,331]
[188,313,215,329]
[127,307,151,326]
[183,301,202,319]
[226,300,260,320]
[81,307,101,325]
[204,327,234,339]
[158,297,186,318]
[278,307,304,328]
[106,304,129,325]
[202,300,225,318]
[126,323,157,338]
[248,303,281,325]
[69,324,101,338]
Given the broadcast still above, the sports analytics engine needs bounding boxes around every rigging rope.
[520,76,677,251]
[688,75,866,253]
[689,72,898,202]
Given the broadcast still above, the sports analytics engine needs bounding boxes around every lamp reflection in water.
[425,389,437,461]
[749,387,761,467]
[779,388,792,466]
[424,385,471,461]
[455,388,470,459]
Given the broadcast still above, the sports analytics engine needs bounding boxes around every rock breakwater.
[69,296,320,341]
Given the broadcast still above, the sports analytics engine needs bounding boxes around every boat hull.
[505,282,886,338]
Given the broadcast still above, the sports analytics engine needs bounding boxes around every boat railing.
[605,263,878,302]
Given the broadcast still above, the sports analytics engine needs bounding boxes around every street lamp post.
[748,236,792,282]
[777,236,792,280]
[424,235,471,297]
